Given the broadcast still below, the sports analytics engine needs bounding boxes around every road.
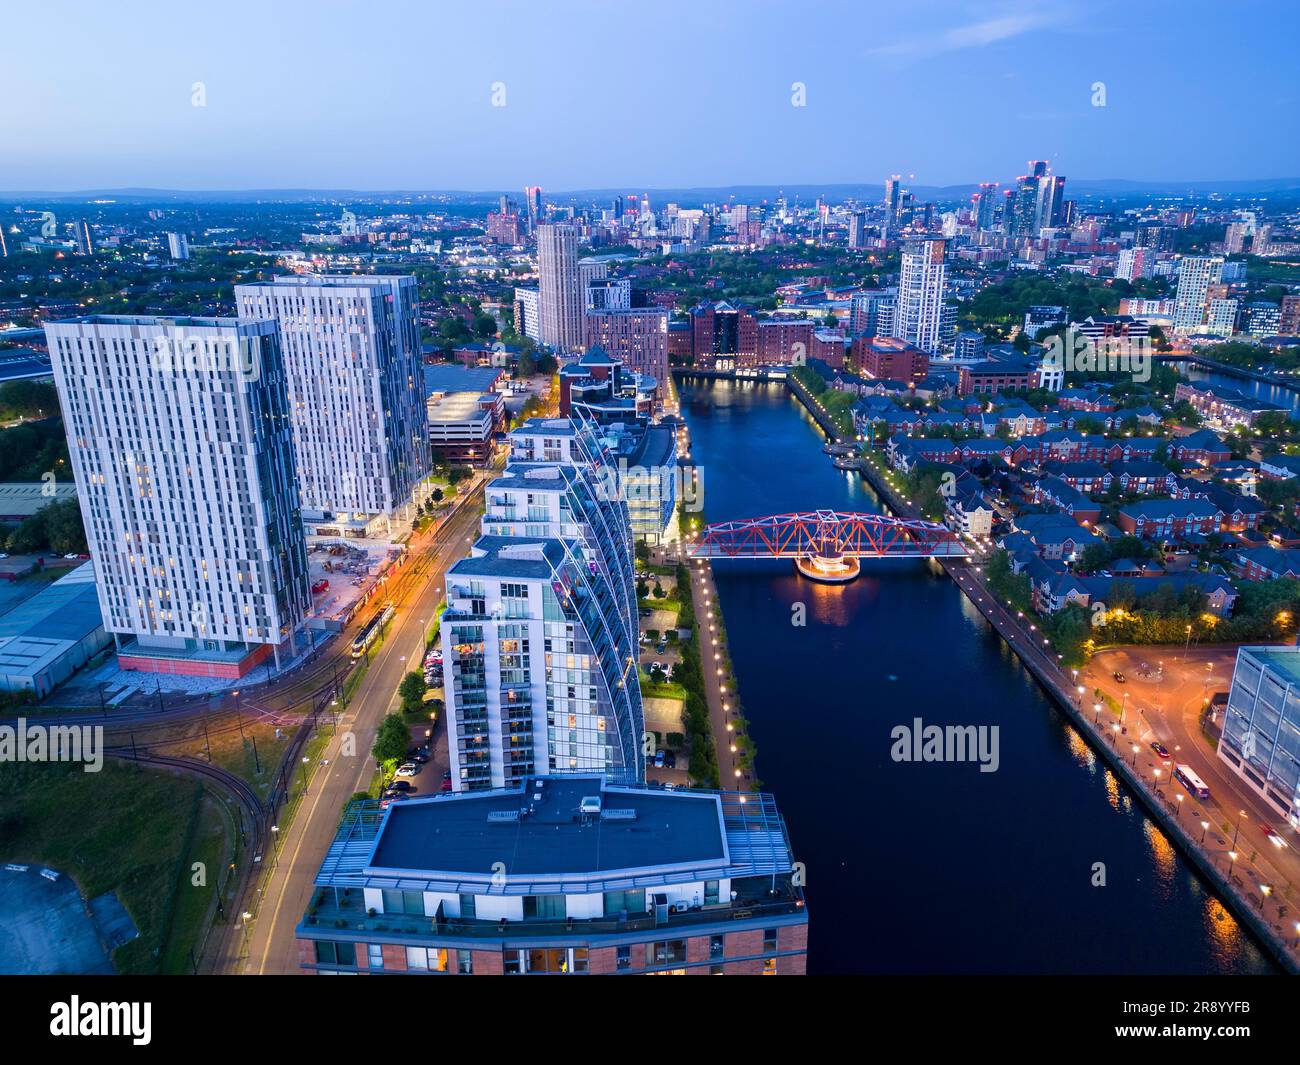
[1087,645,1300,926]
[232,485,486,975]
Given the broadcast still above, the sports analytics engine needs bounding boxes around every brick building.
[852,336,930,385]
[296,776,808,975]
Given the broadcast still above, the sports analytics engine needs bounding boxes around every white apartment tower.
[536,224,584,352]
[1173,256,1224,334]
[43,315,310,676]
[441,419,644,791]
[893,237,949,354]
[235,275,429,538]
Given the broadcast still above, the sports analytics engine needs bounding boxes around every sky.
[3,0,1298,192]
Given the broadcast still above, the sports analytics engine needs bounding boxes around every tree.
[398,671,427,714]
[372,713,410,765]
[430,487,445,504]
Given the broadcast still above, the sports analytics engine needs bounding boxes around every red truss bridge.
[688,510,967,582]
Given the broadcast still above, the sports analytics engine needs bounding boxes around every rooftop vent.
[579,795,602,816]
[487,810,520,824]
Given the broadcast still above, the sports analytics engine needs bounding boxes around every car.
[388,779,414,793]
[1113,672,1126,683]
[1149,741,1170,760]
[379,792,411,809]
[405,749,430,764]
[441,778,453,792]
[395,762,419,778]
[442,769,452,781]
[64,552,80,560]
[656,643,667,655]
[638,608,652,618]
[1261,823,1289,848]
[663,750,677,769]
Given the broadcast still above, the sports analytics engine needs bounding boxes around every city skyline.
[5,0,1299,192]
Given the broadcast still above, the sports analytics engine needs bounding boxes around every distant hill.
[4,177,1300,208]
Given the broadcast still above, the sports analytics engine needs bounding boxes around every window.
[314,941,355,966]
[382,889,425,915]
[459,894,477,920]
[523,893,566,920]
[709,934,724,959]
[648,939,687,965]
[572,948,589,973]
[603,888,646,916]
[763,928,779,953]
[504,950,523,975]
[526,948,569,973]
[404,947,449,972]
[704,880,721,906]
[457,951,473,975]
[762,957,778,975]
[367,944,383,970]
[616,945,632,971]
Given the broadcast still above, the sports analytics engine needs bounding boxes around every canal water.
[678,376,1278,974]
[1173,360,1300,413]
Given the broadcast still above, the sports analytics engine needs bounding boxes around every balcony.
[299,880,806,943]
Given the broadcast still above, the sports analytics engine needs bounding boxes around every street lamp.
[1232,810,1246,848]
[1175,794,1184,819]
[1200,819,1209,843]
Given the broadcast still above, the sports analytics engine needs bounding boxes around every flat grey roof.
[367,777,726,881]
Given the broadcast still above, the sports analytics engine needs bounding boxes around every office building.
[524,185,543,224]
[883,176,903,237]
[1173,256,1224,333]
[893,237,948,354]
[166,232,190,260]
[853,336,930,385]
[972,183,998,230]
[1219,645,1300,822]
[44,315,310,677]
[537,224,585,352]
[295,776,808,975]
[235,275,430,539]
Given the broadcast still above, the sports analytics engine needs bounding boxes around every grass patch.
[0,759,223,974]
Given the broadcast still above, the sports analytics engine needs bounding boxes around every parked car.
[663,750,677,769]
[405,748,430,764]
[656,643,667,655]
[441,778,453,792]
[1113,672,1126,683]
[654,750,665,768]
[393,764,418,779]
[1149,741,1170,760]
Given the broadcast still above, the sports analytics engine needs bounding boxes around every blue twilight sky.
[3,0,1298,192]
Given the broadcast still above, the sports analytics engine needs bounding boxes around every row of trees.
[2,498,87,555]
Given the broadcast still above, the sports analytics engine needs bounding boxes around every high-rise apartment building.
[235,275,429,538]
[893,237,949,354]
[166,232,190,260]
[972,183,999,230]
[883,176,903,237]
[442,417,644,791]
[583,307,669,385]
[524,185,543,224]
[847,211,868,249]
[1172,256,1224,333]
[537,224,585,352]
[43,315,310,677]
[1115,247,1150,282]
[73,219,93,256]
